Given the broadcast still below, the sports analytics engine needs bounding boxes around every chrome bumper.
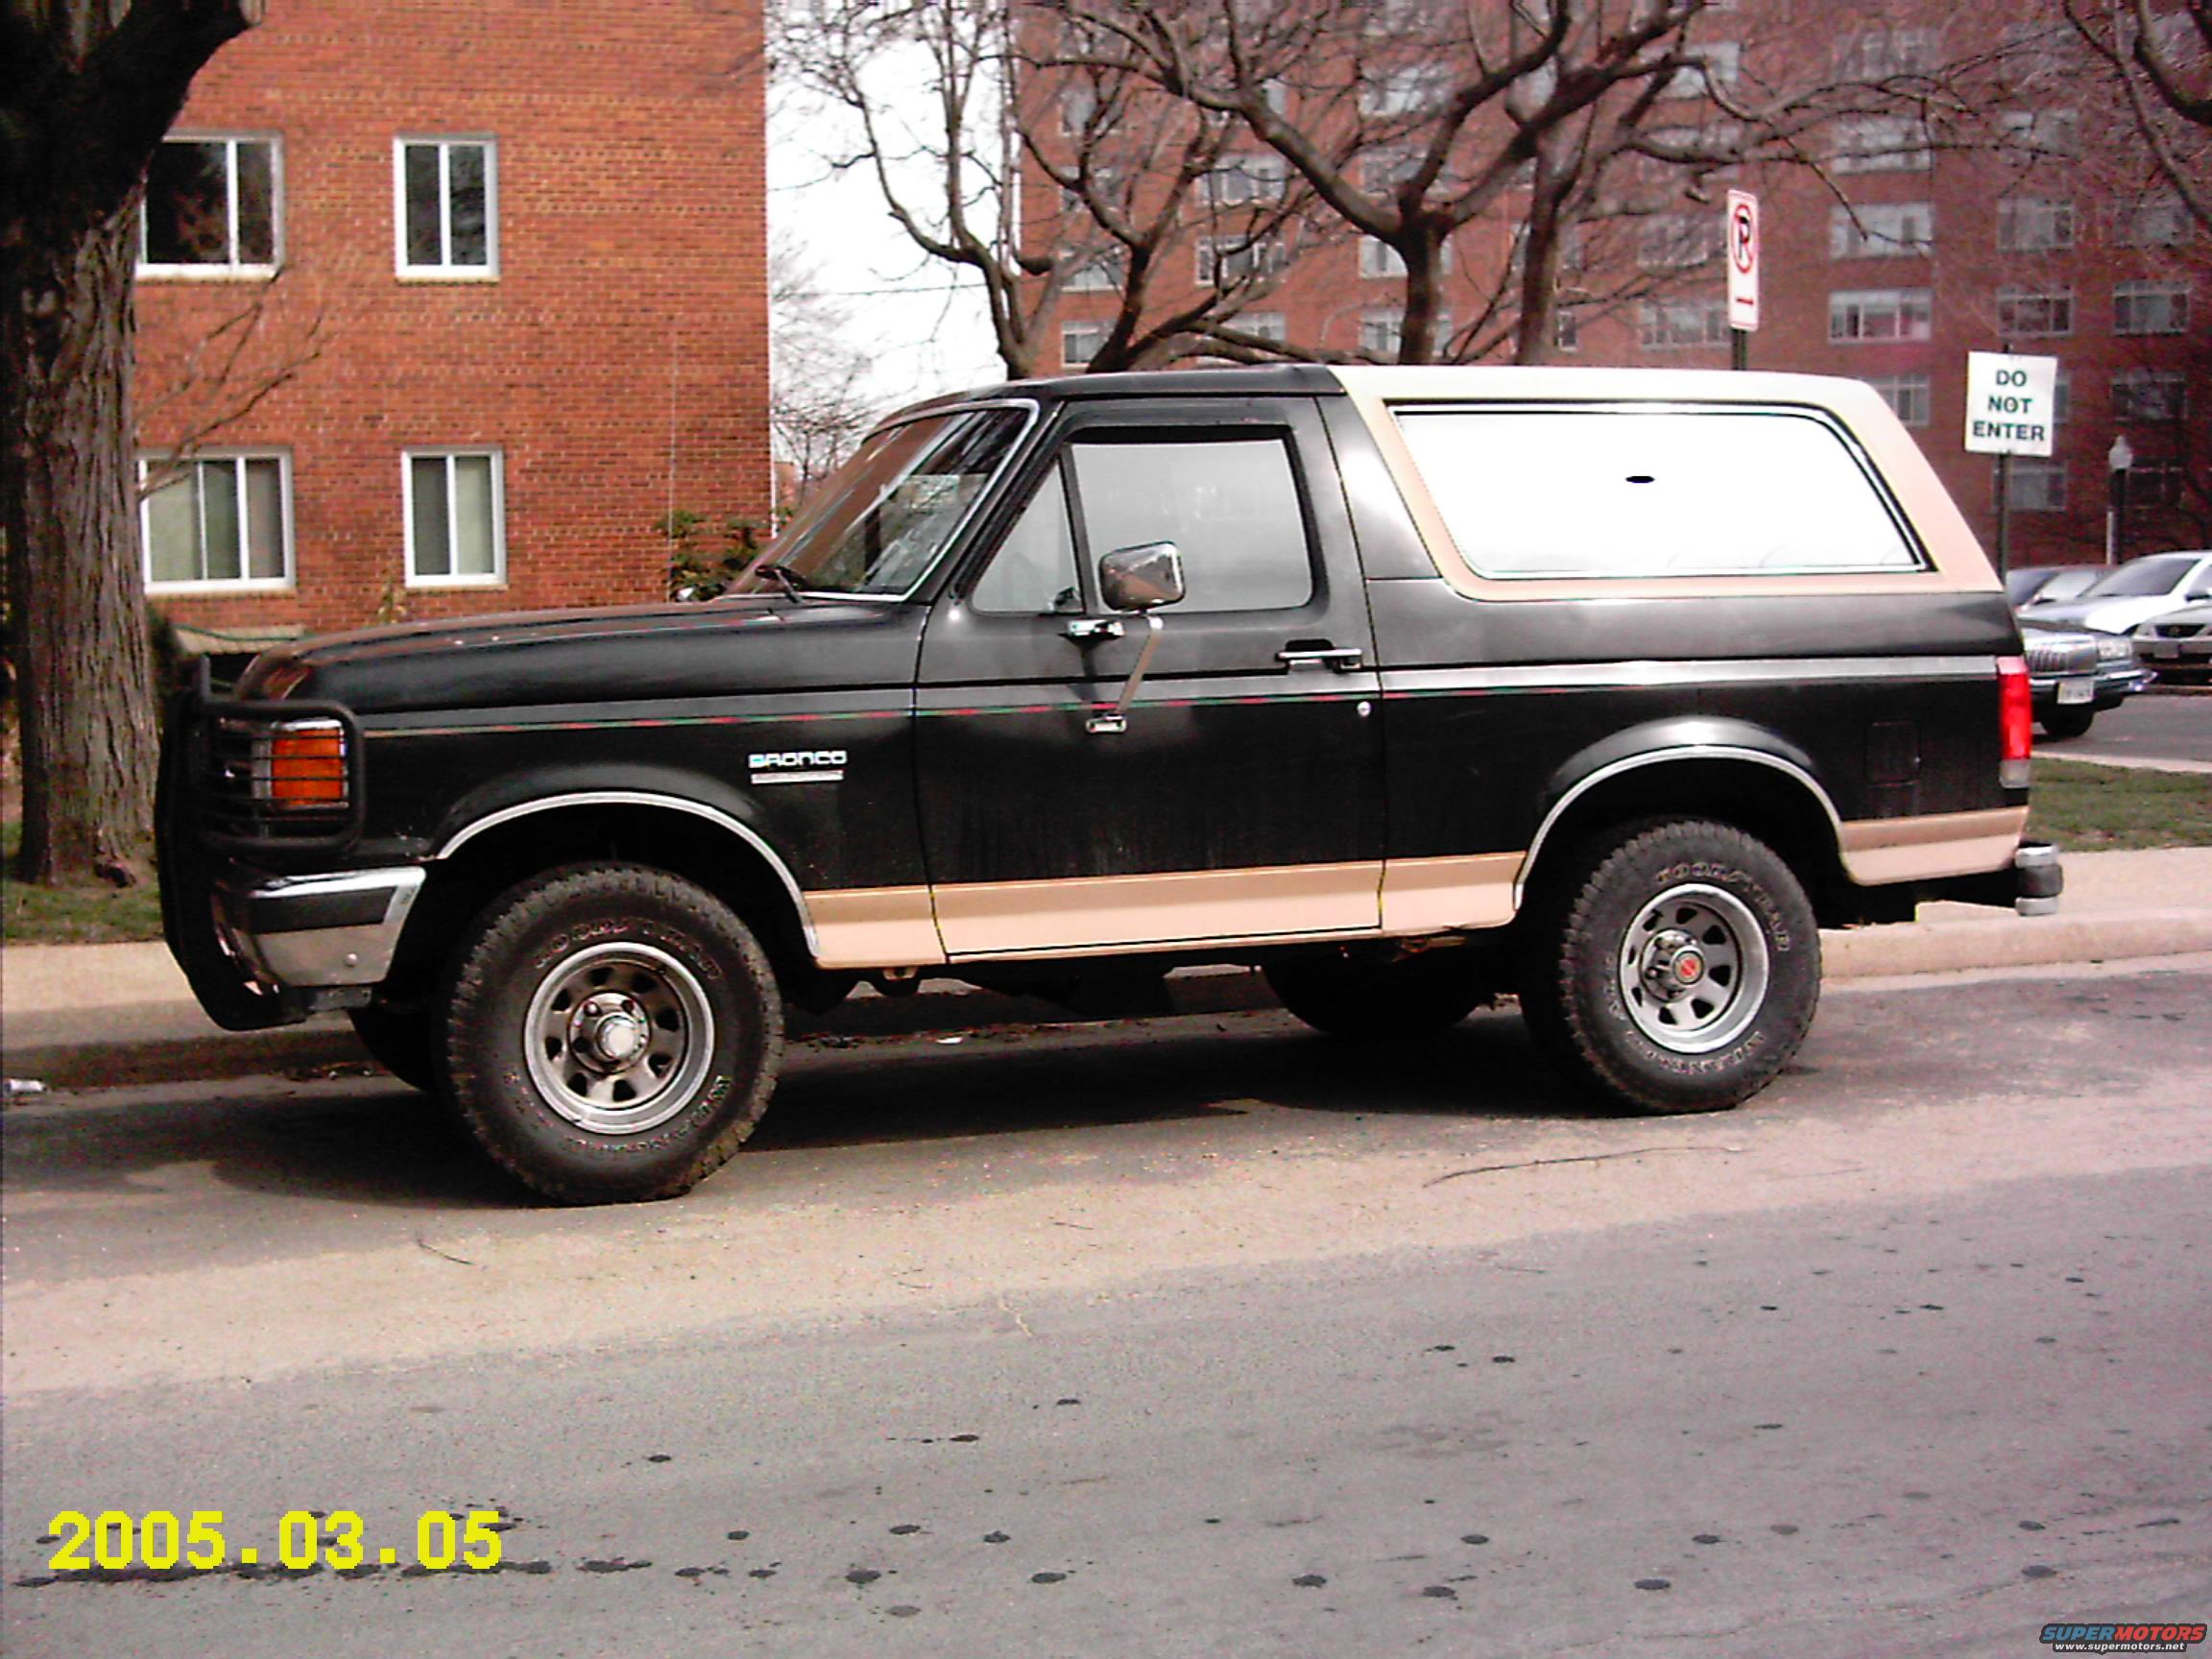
[216,868,425,989]
[2014,841,2063,918]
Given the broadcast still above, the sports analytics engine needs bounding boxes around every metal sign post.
[1963,349,2058,582]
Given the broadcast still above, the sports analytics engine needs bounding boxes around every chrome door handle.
[1277,646,1363,671]
[1065,617,1125,642]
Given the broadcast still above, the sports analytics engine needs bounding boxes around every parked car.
[2137,601,2212,681]
[160,366,2059,1204]
[2006,564,2102,607]
[2031,550,2212,635]
[2017,615,2156,738]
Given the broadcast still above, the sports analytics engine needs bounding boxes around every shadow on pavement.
[0,1007,1592,1211]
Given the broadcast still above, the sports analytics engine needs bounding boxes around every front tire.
[349,1000,440,1092]
[1519,819,1818,1115]
[2038,706,2095,740]
[442,863,783,1204]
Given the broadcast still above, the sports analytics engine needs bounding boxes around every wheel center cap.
[1640,930,1706,1001]
[571,995,649,1070]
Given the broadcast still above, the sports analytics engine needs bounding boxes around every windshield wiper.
[748,562,811,600]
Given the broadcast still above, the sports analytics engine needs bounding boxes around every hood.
[237,597,928,714]
[2029,595,2190,634]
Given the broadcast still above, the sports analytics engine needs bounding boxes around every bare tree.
[769,234,880,502]
[1042,0,2029,366]
[776,0,1315,378]
[132,260,333,500]
[3,0,264,887]
[2063,0,2212,232]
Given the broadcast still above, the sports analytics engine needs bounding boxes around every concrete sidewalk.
[8,845,2212,1092]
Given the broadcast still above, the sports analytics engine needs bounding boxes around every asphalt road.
[2045,685,2212,762]
[6,962,2209,1657]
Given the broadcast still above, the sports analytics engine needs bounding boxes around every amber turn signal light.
[260,722,349,808]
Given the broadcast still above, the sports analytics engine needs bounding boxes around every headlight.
[2096,634,2135,663]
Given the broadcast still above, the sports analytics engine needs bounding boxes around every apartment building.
[135,0,769,651]
[1032,7,2206,569]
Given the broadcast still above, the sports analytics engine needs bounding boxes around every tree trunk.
[3,196,158,885]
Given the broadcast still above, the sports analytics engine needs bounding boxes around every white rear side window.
[1393,406,1923,579]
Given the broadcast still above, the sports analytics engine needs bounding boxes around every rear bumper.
[1921,838,2064,917]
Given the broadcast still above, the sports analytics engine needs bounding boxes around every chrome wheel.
[1615,882,1770,1055]
[523,941,714,1135]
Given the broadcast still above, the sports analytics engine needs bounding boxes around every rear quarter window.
[1392,405,1924,579]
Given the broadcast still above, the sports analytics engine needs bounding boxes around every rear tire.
[442,862,783,1205]
[1266,947,1497,1040]
[1519,818,1818,1116]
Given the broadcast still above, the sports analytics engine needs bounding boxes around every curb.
[10,908,2212,1094]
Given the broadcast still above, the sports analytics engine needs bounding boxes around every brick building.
[135,0,769,652]
[1032,6,2207,571]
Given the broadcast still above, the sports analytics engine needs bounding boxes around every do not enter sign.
[1964,352,2058,457]
[1725,189,1759,331]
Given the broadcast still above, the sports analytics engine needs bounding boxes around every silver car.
[2018,615,2156,739]
[2137,602,2212,681]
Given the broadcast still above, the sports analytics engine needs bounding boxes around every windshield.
[2081,554,2199,598]
[737,407,1025,597]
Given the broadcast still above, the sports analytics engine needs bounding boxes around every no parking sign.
[1725,190,1759,331]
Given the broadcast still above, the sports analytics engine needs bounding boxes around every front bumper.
[217,867,425,991]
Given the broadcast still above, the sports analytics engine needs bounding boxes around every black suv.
[162,366,2059,1203]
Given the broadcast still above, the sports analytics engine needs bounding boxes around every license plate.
[2057,678,2094,705]
[2150,643,2180,660]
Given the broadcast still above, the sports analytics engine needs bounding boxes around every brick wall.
[137,0,769,643]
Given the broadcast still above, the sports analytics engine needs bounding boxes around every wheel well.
[382,805,815,1002]
[1523,758,1854,926]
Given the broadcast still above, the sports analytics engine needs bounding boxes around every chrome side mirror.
[1097,541,1185,613]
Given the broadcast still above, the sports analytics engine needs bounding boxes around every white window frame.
[1999,457,2067,513]
[1640,210,1722,269]
[1830,115,1933,173]
[2002,108,2080,157]
[394,136,499,280]
[1996,284,2075,338]
[1639,298,1729,349]
[1204,154,1288,207]
[2113,194,2189,249]
[1830,202,1936,259]
[2115,280,2191,335]
[1061,319,1107,367]
[402,447,507,588]
[2112,370,2187,423]
[138,134,283,279]
[1827,288,1933,343]
[1996,197,2074,252]
[1863,373,1933,428]
[1237,310,1288,344]
[1197,234,1287,287]
[1062,249,1125,293]
[138,449,295,593]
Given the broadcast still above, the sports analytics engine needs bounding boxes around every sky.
[767,71,1006,421]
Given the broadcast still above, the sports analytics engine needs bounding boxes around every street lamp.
[2106,434,2135,565]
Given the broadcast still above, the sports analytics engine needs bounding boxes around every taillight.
[1998,655,2032,788]
[255,719,349,809]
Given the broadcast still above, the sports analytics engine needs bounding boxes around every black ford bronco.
[161,366,2061,1204]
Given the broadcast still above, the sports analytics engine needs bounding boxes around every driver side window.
[972,464,1082,614]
